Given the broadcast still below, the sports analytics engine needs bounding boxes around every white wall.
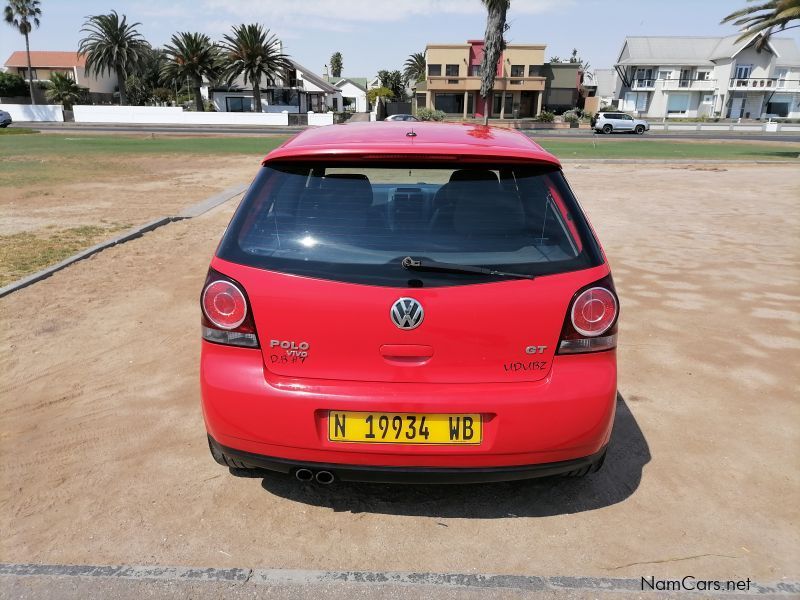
[73,105,289,125]
[307,112,334,126]
[0,103,64,122]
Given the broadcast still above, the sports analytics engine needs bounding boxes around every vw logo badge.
[390,297,424,330]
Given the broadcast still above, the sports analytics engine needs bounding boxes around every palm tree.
[722,0,800,50]
[403,51,426,84]
[478,0,510,125]
[79,10,151,106]
[219,23,291,113]
[329,51,343,77]
[45,72,83,110]
[162,32,221,112]
[4,0,42,104]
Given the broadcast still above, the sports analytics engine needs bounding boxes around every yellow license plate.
[328,411,482,445]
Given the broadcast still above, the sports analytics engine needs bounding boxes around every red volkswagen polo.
[201,122,618,484]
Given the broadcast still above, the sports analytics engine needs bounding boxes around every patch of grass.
[0,127,38,135]
[537,138,800,161]
[0,134,288,158]
[0,223,131,286]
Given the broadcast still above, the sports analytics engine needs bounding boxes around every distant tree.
[367,86,393,104]
[479,0,511,124]
[45,72,84,109]
[548,56,562,63]
[329,51,343,77]
[79,11,151,105]
[722,0,800,51]
[162,32,221,111]
[219,23,291,113]
[377,69,405,100]
[0,71,29,97]
[403,51,426,84]
[4,0,42,104]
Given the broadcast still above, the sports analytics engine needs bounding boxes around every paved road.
[11,121,800,142]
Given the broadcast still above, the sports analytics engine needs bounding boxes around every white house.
[325,77,369,112]
[613,34,800,119]
[210,59,342,113]
[3,51,117,101]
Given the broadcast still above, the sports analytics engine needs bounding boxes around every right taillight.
[557,277,619,354]
[201,269,259,348]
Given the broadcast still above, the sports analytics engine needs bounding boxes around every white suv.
[591,112,649,135]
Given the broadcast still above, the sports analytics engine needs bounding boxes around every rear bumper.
[209,435,607,483]
[201,342,617,469]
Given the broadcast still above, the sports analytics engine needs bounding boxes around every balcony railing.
[631,78,655,89]
[730,77,799,90]
[661,78,717,90]
[426,75,546,91]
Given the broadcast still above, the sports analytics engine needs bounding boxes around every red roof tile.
[4,51,86,68]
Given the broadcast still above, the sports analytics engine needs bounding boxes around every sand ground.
[0,163,798,583]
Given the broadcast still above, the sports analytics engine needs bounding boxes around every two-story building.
[3,50,117,101]
[210,59,342,113]
[422,40,547,119]
[613,34,800,119]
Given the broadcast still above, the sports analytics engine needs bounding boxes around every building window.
[734,64,752,80]
[445,64,459,77]
[434,92,472,114]
[696,71,710,81]
[226,96,253,112]
[428,64,441,77]
[416,93,426,109]
[666,92,690,114]
[528,65,540,77]
[270,88,299,105]
[658,70,670,80]
[469,65,481,77]
[775,68,788,88]
[766,101,789,117]
[492,92,514,116]
[18,67,38,80]
[510,65,524,77]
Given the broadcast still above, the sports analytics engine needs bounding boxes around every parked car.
[0,110,12,128]
[384,114,418,122]
[201,122,618,484]
[591,112,649,134]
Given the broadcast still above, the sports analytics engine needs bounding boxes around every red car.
[201,122,618,484]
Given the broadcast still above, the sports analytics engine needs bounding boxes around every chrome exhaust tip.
[295,468,314,482]
[315,470,334,485]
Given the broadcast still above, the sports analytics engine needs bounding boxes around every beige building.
[3,51,117,99]
[421,40,547,118]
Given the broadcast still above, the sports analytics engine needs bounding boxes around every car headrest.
[453,187,526,236]
[296,174,373,233]
[448,169,499,183]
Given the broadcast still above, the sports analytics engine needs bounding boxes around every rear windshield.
[217,162,603,287]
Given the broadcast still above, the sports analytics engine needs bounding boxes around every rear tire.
[635,125,645,134]
[602,124,612,134]
[563,450,607,477]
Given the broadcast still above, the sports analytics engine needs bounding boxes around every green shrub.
[417,107,446,121]
[0,71,29,97]
[533,110,555,123]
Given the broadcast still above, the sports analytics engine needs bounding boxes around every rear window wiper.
[401,256,535,280]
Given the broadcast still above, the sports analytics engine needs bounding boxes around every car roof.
[263,122,560,166]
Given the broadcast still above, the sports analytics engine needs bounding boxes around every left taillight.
[201,269,259,348]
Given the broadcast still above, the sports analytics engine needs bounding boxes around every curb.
[0,563,797,596]
[0,183,248,299]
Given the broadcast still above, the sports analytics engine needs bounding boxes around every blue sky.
[2,0,798,76]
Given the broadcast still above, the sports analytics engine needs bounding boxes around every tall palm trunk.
[480,2,508,125]
[116,65,127,105]
[193,75,204,111]
[252,75,262,112]
[24,31,36,104]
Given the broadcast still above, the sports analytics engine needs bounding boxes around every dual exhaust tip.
[295,468,334,485]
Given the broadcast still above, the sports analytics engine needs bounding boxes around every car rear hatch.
[213,159,605,384]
